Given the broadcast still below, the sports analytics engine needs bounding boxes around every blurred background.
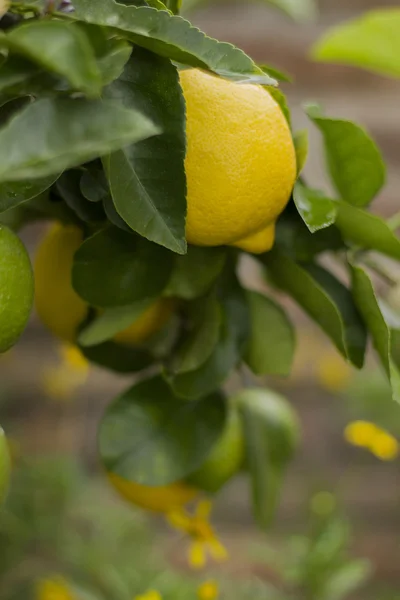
[2,1,400,599]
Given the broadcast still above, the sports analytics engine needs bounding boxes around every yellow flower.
[36,577,75,600]
[59,345,89,373]
[42,344,89,401]
[197,580,219,600]
[317,352,352,393]
[167,500,228,570]
[344,420,399,461]
[134,591,162,600]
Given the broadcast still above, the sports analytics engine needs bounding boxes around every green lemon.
[0,428,11,504]
[0,225,34,353]
[187,407,245,493]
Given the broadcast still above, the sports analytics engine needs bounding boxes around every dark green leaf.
[99,374,226,485]
[0,97,159,182]
[55,170,105,222]
[293,129,308,175]
[235,387,300,529]
[80,167,109,203]
[0,174,59,213]
[264,249,367,367]
[293,181,337,233]
[6,20,102,96]
[306,105,386,207]
[168,292,221,374]
[165,245,226,299]
[105,49,187,254]
[72,227,174,307]
[312,9,400,79]
[351,264,400,402]
[258,63,292,82]
[78,299,154,346]
[0,55,43,96]
[80,339,153,373]
[245,290,295,376]
[102,191,131,232]
[335,201,400,260]
[73,0,276,84]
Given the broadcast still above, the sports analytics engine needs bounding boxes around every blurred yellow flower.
[167,500,228,570]
[317,352,352,393]
[344,420,399,461]
[36,577,75,600]
[134,591,162,600]
[42,344,89,401]
[197,580,219,600]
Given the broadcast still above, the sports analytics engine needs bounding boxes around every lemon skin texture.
[34,223,87,342]
[187,407,244,493]
[108,472,197,513]
[113,298,174,346]
[0,225,34,353]
[180,69,296,253]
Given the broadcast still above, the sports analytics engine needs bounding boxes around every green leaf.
[235,387,300,529]
[258,63,292,82]
[268,87,291,127]
[97,38,132,85]
[0,428,10,505]
[351,264,400,402]
[80,167,109,203]
[165,245,226,299]
[312,9,400,79]
[293,129,308,175]
[0,97,159,182]
[73,0,276,84]
[78,299,155,346]
[293,181,337,233]
[264,0,317,22]
[6,20,102,97]
[168,292,221,374]
[55,170,106,222]
[0,174,59,213]
[306,105,386,207]
[264,249,367,367]
[72,227,174,307]
[245,291,295,376]
[335,201,400,260]
[0,55,43,96]
[105,50,187,254]
[80,339,153,373]
[168,271,250,398]
[323,559,371,600]
[98,374,226,485]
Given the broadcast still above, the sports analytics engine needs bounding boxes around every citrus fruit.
[0,427,11,504]
[34,223,87,342]
[180,69,296,253]
[187,407,244,493]
[0,225,34,353]
[113,298,174,346]
[108,472,197,513]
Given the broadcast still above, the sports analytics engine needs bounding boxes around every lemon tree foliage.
[1,0,400,529]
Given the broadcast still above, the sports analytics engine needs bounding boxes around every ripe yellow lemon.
[113,298,174,346]
[108,472,197,513]
[0,225,34,353]
[180,69,296,254]
[34,223,87,342]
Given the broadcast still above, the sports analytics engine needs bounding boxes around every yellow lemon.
[34,223,87,342]
[108,472,197,513]
[113,298,174,346]
[180,69,296,253]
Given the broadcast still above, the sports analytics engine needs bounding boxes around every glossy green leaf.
[80,339,153,373]
[293,181,337,233]
[293,129,309,175]
[335,201,400,260]
[306,105,386,207]
[0,427,11,505]
[264,249,366,367]
[168,272,250,398]
[235,387,300,529]
[6,20,102,96]
[98,38,132,85]
[0,97,159,182]
[351,264,400,402]
[105,50,187,254]
[73,0,276,84]
[55,170,105,222]
[165,245,226,299]
[78,299,154,346]
[168,292,221,375]
[99,374,226,485]
[245,291,295,376]
[73,227,174,307]
[312,9,400,79]
[0,174,59,214]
